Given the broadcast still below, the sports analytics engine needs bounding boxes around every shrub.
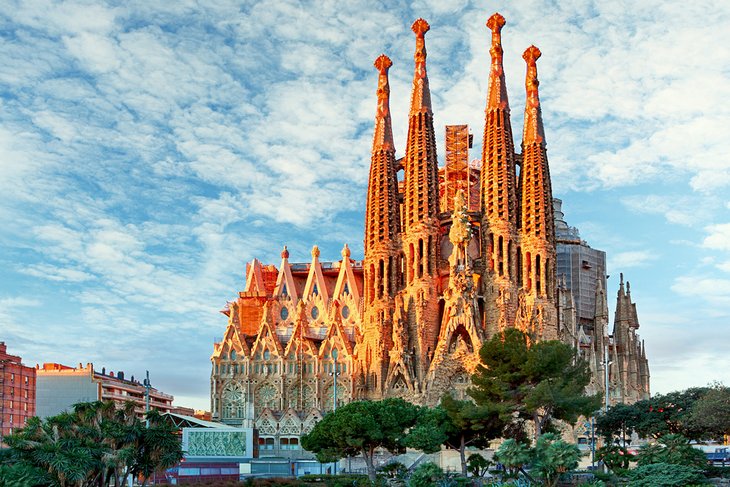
[409,462,444,487]
[635,434,707,469]
[627,462,707,486]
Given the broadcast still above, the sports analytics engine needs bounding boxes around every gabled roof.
[244,259,266,295]
[273,246,299,301]
[303,246,330,304]
[332,244,362,303]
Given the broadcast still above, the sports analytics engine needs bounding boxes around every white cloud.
[703,223,730,251]
[609,250,657,270]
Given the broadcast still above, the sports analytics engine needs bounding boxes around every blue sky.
[1,0,728,411]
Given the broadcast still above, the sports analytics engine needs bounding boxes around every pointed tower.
[481,13,520,337]
[593,276,608,361]
[518,45,557,339]
[401,18,441,389]
[360,54,402,398]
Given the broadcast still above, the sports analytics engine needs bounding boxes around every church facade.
[210,14,649,453]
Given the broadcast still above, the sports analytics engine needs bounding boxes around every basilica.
[210,13,650,452]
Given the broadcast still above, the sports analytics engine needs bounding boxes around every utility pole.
[331,349,338,412]
[603,341,612,412]
[330,349,340,475]
[144,370,151,428]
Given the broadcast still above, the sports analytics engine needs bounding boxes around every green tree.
[596,402,641,442]
[466,453,492,478]
[635,434,707,469]
[300,398,419,483]
[470,328,601,440]
[689,384,730,441]
[632,388,709,440]
[409,462,445,487]
[494,439,532,480]
[133,410,184,486]
[596,444,634,472]
[405,395,504,476]
[531,433,581,487]
[3,400,182,487]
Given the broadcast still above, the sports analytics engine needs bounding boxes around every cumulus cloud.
[703,223,730,251]
[609,250,657,270]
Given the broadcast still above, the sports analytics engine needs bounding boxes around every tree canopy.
[1,401,182,487]
[300,398,419,482]
[597,386,720,441]
[688,384,730,441]
[470,328,601,440]
[405,394,504,475]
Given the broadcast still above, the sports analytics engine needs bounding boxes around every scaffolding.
[441,125,479,213]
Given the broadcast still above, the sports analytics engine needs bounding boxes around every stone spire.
[481,12,518,225]
[481,13,520,336]
[360,55,402,400]
[520,45,553,243]
[403,17,439,237]
[518,45,557,339]
[365,54,401,264]
[400,17,441,392]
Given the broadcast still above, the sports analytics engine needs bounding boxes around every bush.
[299,473,380,486]
[409,462,444,487]
[627,462,708,486]
[635,434,707,469]
[378,461,407,480]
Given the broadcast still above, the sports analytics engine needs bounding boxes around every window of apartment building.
[24,376,28,385]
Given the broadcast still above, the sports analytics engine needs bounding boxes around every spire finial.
[281,245,289,259]
[485,12,510,112]
[487,13,506,59]
[522,45,545,145]
[341,243,351,259]
[409,18,432,114]
[311,245,320,259]
[523,45,542,98]
[412,18,430,38]
[372,54,394,151]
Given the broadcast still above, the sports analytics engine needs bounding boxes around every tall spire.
[518,44,557,339]
[403,17,439,234]
[481,12,518,224]
[364,53,401,277]
[520,45,553,243]
[400,17,441,390]
[360,54,402,400]
[480,13,520,336]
